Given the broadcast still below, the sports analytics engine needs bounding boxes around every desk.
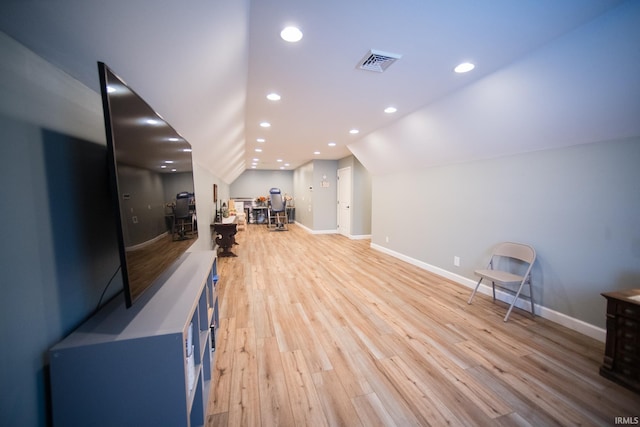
[250,206,294,225]
[251,206,268,224]
[212,219,237,257]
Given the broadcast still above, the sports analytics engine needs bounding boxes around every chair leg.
[467,278,483,304]
[504,281,526,322]
[526,277,535,318]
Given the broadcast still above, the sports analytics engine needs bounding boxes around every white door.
[337,167,352,237]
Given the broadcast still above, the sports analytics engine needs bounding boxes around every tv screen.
[98,62,197,308]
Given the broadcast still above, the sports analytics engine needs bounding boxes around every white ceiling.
[0,0,632,183]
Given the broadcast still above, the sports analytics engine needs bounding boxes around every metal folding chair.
[467,242,536,322]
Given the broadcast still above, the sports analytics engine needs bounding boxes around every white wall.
[190,160,228,251]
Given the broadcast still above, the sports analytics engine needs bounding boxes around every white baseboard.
[297,223,370,240]
[314,229,338,235]
[295,222,334,234]
[126,232,169,251]
[349,234,372,240]
[370,243,606,342]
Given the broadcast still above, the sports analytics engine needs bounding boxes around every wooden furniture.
[600,289,640,394]
[49,251,219,427]
[212,218,238,257]
[236,212,247,231]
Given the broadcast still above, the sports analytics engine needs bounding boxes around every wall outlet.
[132,216,138,224]
[454,256,460,266]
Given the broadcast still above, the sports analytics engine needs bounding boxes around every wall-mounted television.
[98,62,197,308]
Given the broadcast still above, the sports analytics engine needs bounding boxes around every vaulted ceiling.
[1,0,636,183]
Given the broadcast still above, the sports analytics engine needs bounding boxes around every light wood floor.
[126,231,195,300]
[206,223,639,426]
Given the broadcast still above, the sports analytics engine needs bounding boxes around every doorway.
[337,167,352,237]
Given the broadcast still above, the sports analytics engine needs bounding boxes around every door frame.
[337,166,352,237]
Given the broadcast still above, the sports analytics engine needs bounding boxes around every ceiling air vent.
[357,49,402,73]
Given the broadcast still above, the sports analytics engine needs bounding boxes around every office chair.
[267,188,288,231]
[172,192,192,240]
[467,242,536,322]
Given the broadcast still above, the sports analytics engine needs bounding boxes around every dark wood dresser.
[600,289,640,393]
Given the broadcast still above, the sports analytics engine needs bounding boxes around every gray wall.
[190,160,228,250]
[350,2,640,333]
[311,160,339,231]
[0,34,220,425]
[372,138,640,328]
[230,166,350,232]
[162,172,196,204]
[284,157,372,234]
[293,162,314,227]
[230,169,293,200]
[0,34,121,426]
[118,165,168,247]
[290,160,339,231]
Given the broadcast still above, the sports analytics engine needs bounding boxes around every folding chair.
[467,242,536,322]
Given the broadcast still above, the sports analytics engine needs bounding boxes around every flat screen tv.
[98,62,197,308]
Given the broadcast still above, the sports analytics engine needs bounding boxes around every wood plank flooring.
[206,223,639,426]
[126,231,195,300]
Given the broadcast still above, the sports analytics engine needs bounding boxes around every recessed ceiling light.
[280,26,303,42]
[146,118,161,125]
[384,106,397,114]
[277,159,283,162]
[313,151,320,155]
[251,165,256,169]
[328,142,336,147]
[260,121,271,128]
[253,158,259,162]
[279,166,285,170]
[257,138,265,143]
[284,163,290,167]
[183,148,192,152]
[160,165,167,169]
[164,160,174,164]
[266,93,281,101]
[171,169,177,172]
[255,148,262,152]
[349,129,359,134]
[168,137,180,142]
[454,62,475,73]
